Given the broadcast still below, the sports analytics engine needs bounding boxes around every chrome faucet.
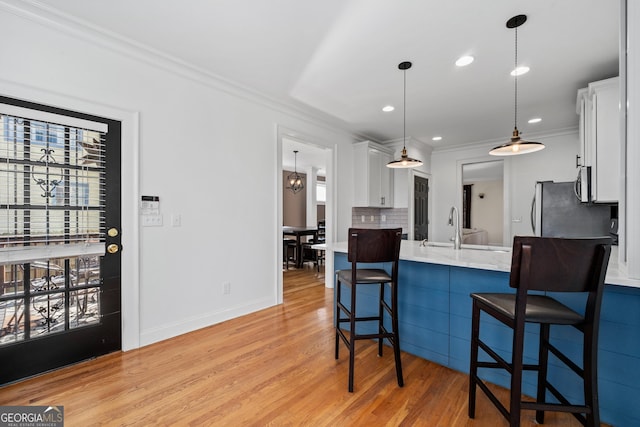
[448,206,462,250]
[420,239,428,247]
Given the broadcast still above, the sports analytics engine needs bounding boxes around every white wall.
[431,131,580,245]
[625,0,640,278]
[0,5,357,348]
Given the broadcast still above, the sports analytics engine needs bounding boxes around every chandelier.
[287,150,305,194]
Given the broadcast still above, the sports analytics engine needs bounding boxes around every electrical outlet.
[381,215,386,222]
[171,214,182,227]
[370,215,374,222]
[223,282,231,295]
[361,215,365,222]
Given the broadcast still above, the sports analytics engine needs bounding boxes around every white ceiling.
[33,0,619,164]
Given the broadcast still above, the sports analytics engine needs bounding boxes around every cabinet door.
[368,149,384,207]
[578,77,620,203]
[592,84,620,202]
[379,151,393,206]
[367,149,394,207]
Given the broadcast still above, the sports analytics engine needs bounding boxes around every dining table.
[283,226,318,268]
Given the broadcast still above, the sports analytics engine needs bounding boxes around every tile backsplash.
[352,207,408,234]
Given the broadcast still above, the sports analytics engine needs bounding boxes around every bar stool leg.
[348,282,357,392]
[391,282,403,387]
[584,323,600,427]
[468,301,480,418]
[378,282,385,356]
[335,279,341,360]
[536,324,550,424]
[509,321,526,427]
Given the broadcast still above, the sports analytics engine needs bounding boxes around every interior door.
[0,97,121,385]
[414,175,429,240]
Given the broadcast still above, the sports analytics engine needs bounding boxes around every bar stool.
[335,227,403,392]
[283,238,296,270]
[468,236,612,427]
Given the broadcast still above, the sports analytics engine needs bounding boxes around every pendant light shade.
[286,150,305,194]
[490,15,545,156]
[387,61,423,168]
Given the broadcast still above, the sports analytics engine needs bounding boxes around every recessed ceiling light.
[455,55,474,67]
[510,66,530,76]
[382,105,395,112]
[528,117,542,124]
[432,136,443,141]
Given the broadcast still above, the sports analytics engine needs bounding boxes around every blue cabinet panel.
[598,379,639,427]
[450,313,472,341]
[400,286,449,314]
[399,301,448,332]
[400,320,449,358]
[450,267,511,294]
[601,285,640,324]
[399,261,450,291]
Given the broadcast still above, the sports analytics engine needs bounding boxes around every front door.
[0,97,121,384]
[414,175,429,240]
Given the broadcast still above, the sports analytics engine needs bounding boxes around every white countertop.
[329,240,640,289]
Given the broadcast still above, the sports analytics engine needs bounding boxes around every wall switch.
[361,215,365,222]
[223,282,231,295]
[370,215,374,222]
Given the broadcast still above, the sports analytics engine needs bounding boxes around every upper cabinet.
[576,76,620,203]
[353,141,394,207]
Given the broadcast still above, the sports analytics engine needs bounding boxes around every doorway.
[0,97,121,384]
[461,160,504,246]
[414,175,429,240]
[278,126,333,299]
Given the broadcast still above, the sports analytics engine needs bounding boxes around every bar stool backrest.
[509,236,612,293]
[347,228,402,264]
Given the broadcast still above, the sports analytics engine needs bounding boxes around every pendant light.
[387,61,423,168]
[287,150,305,194]
[490,15,545,156]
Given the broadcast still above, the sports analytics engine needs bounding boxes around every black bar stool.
[335,227,403,392]
[283,238,296,270]
[468,236,612,427]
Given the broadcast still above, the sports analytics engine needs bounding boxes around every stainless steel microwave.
[575,166,592,203]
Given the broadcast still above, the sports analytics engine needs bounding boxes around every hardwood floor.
[0,265,602,426]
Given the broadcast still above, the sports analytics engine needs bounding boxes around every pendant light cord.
[514,24,518,130]
[403,66,407,149]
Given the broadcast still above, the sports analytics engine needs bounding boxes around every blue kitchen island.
[332,240,640,427]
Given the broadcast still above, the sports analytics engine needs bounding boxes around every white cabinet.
[576,77,620,203]
[353,141,394,207]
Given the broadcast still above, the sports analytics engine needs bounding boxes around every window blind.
[0,111,107,265]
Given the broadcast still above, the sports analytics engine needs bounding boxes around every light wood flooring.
[0,265,603,426]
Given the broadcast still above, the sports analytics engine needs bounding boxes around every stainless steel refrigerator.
[531,181,614,239]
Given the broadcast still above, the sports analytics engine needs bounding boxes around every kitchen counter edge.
[328,240,640,289]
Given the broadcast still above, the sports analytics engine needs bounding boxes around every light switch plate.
[142,215,163,227]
